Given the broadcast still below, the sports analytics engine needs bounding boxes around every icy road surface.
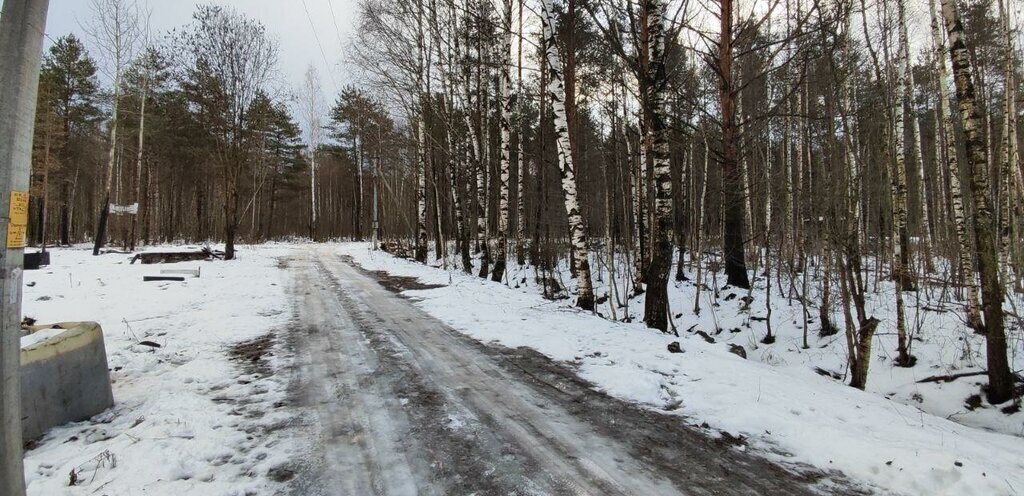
[286,247,856,496]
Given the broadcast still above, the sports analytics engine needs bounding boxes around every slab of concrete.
[20,322,114,442]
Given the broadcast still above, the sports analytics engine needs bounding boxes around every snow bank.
[22,245,302,495]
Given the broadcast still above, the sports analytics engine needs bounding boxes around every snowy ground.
[17,241,1024,495]
[339,242,1024,496]
[21,245,303,496]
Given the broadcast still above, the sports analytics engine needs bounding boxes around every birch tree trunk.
[450,145,471,272]
[303,66,324,241]
[515,0,527,267]
[414,0,428,263]
[632,124,647,294]
[355,135,363,239]
[642,0,674,331]
[900,9,932,265]
[893,0,913,366]
[941,0,1015,403]
[310,149,317,238]
[94,70,120,256]
[416,117,428,261]
[474,0,490,277]
[87,0,141,255]
[929,0,982,328]
[492,0,514,283]
[130,65,147,251]
[998,0,1018,279]
[541,0,594,310]
[737,78,754,245]
[446,2,472,273]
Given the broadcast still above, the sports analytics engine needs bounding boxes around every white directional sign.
[110,203,139,215]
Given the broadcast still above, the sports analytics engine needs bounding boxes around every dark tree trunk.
[92,195,110,256]
[718,0,750,289]
[849,317,880,390]
[224,156,240,260]
[59,181,70,246]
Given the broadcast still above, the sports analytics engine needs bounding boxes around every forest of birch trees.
[28,0,1024,401]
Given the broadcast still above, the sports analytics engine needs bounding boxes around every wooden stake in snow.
[160,268,200,278]
[143,275,185,282]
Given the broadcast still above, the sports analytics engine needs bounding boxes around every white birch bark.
[642,0,674,331]
[302,65,323,240]
[541,0,594,310]
[515,0,527,264]
[891,0,912,365]
[101,51,121,250]
[622,96,641,295]
[737,77,754,241]
[474,0,488,272]
[899,11,932,254]
[415,0,428,262]
[86,0,140,255]
[441,1,470,272]
[792,88,802,264]
[929,0,982,328]
[998,0,1017,274]
[492,0,514,282]
[633,122,646,293]
[131,54,148,250]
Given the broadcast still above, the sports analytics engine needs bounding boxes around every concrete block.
[20,322,114,442]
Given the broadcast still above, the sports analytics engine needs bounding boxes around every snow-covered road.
[286,247,858,496]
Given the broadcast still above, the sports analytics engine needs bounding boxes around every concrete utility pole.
[372,126,381,249]
[0,0,51,494]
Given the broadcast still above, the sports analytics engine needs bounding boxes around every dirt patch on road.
[368,271,445,293]
[337,253,444,294]
[229,333,276,377]
[492,345,866,493]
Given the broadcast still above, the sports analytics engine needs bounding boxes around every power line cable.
[300,0,341,95]
[326,0,347,48]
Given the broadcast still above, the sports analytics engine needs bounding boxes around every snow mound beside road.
[22,245,303,496]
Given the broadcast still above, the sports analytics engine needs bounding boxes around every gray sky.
[43,0,358,112]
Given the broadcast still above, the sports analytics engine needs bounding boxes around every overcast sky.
[44,0,359,110]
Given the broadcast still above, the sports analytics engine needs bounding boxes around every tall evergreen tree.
[37,34,102,247]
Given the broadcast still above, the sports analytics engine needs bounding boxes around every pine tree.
[37,35,101,247]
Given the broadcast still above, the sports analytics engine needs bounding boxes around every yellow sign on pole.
[7,191,28,248]
[9,191,27,226]
[6,225,25,249]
